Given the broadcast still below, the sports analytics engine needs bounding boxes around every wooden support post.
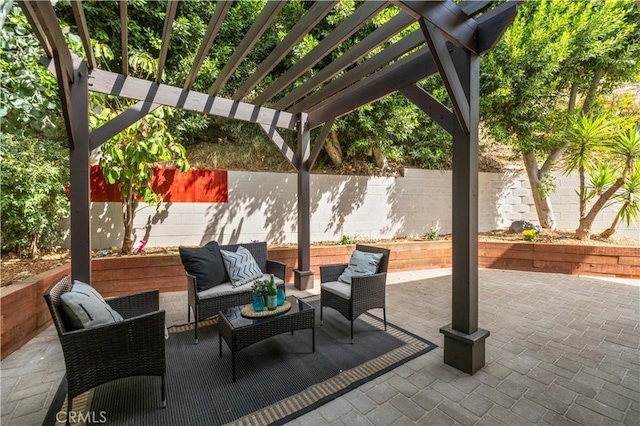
[439,48,489,375]
[294,113,314,290]
[69,61,92,283]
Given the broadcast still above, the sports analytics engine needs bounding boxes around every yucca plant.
[600,161,640,238]
[564,113,614,221]
[572,125,640,239]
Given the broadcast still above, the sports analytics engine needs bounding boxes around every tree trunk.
[578,164,586,219]
[600,208,623,239]
[29,234,39,259]
[121,183,136,254]
[581,68,605,114]
[575,174,626,240]
[523,152,557,230]
[568,83,578,113]
[325,130,343,168]
[372,138,387,169]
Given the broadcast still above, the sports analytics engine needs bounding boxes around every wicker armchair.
[320,244,390,343]
[44,276,166,424]
[186,241,286,343]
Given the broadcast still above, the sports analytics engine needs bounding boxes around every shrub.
[0,134,69,257]
[522,229,538,242]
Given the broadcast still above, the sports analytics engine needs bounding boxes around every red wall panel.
[90,165,228,203]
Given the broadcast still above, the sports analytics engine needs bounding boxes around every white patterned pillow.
[338,250,384,284]
[220,246,264,287]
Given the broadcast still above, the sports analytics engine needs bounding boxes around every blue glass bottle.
[276,288,285,306]
[252,293,265,312]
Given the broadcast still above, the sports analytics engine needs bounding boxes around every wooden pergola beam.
[271,11,414,111]
[289,29,424,115]
[89,101,161,150]
[476,1,520,54]
[308,45,443,128]
[258,124,299,170]
[400,84,456,135]
[208,0,285,96]
[233,1,338,101]
[183,0,232,90]
[287,0,495,114]
[308,117,335,170]
[29,1,74,82]
[70,0,97,69]
[86,66,298,130]
[119,0,128,76]
[421,19,470,133]
[398,0,478,54]
[156,0,179,84]
[18,1,53,58]
[307,3,514,128]
[252,1,387,106]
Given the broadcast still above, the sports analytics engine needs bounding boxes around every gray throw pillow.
[220,245,263,287]
[60,281,124,330]
[338,250,384,284]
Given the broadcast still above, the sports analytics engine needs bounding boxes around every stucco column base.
[440,324,490,375]
[294,269,314,291]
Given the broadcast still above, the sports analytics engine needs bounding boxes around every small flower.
[522,229,537,242]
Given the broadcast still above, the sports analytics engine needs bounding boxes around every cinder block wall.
[86,169,639,249]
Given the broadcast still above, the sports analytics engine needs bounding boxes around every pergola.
[19,0,518,375]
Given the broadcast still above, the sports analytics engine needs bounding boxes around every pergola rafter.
[20,0,520,375]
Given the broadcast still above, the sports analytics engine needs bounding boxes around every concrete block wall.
[87,169,639,249]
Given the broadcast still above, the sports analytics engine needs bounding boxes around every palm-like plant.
[601,162,640,238]
[564,113,614,219]
[572,124,640,239]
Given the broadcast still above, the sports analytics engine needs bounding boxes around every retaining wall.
[3,241,638,360]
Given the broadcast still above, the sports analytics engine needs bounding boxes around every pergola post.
[294,112,314,290]
[438,48,490,375]
[69,61,92,283]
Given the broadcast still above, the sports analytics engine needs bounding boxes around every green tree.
[94,105,190,254]
[481,0,640,230]
[0,134,70,257]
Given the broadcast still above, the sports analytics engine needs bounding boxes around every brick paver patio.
[1,269,638,425]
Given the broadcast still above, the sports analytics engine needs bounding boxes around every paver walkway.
[1,269,638,425]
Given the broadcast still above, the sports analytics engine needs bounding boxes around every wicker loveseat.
[44,276,166,424]
[185,241,286,343]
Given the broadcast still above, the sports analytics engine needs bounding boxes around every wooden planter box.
[2,241,638,360]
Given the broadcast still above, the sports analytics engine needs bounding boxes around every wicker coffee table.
[218,296,315,382]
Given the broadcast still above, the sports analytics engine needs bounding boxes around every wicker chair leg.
[320,304,323,326]
[194,304,199,344]
[66,396,72,426]
[350,320,354,344]
[383,308,387,331]
[187,306,191,325]
[161,374,167,408]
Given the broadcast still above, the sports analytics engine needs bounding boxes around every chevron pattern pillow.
[220,245,264,287]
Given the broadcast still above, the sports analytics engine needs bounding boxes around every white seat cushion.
[321,280,352,300]
[198,274,284,300]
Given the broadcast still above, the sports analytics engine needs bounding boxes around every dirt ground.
[1,229,637,288]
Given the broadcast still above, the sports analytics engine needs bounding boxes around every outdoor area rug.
[45,296,436,426]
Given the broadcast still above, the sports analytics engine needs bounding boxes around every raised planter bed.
[2,241,638,360]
